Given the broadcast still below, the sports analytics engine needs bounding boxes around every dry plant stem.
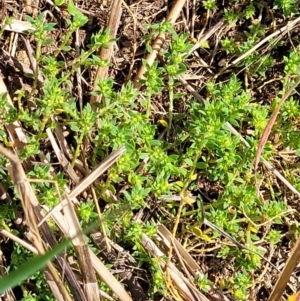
[48,209,134,301]
[21,36,37,75]
[21,36,44,91]
[0,144,73,301]
[90,0,122,105]
[0,228,38,254]
[217,15,300,74]
[0,77,27,149]
[189,20,224,54]
[44,270,65,301]
[158,225,231,300]
[185,0,189,29]
[41,146,126,219]
[157,224,202,275]
[54,122,76,163]
[165,196,189,299]
[197,9,209,40]
[44,0,61,13]
[63,194,99,301]
[167,157,200,272]
[75,29,83,112]
[166,201,181,275]
[46,128,80,184]
[91,186,111,252]
[191,0,196,38]
[36,205,94,301]
[0,0,6,22]
[0,250,15,301]
[260,158,300,198]
[267,235,300,301]
[122,0,138,82]
[170,236,194,284]
[34,148,118,301]
[4,20,34,33]
[89,251,133,301]
[203,218,279,271]
[142,234,208,301]
[254,78,300,170]
[227,120,300,198]
[9,22,18,56]
[1,49,40,82]
[68,147,126,200]
[133,0,187,87]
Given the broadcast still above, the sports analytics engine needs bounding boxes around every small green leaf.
[61,45,72,51]
[196,162,208,169]
[184,158,193,166]
[55,0,64,5]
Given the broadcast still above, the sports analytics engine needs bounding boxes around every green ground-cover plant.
[0,0,300,300]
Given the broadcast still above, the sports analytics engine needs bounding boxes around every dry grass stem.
[90,0,122,105]
[0,144,73,301]
[267,235,300,301]
[0,228,38,254]
[4,19,34,33]
[134,0,187,87]
[142,233,208,301]
[46,128,80,184]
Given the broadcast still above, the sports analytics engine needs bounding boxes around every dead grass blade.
[69,146,125,200]
[157,224,202,276]
[62,194,99,301]
[157,224,229,301]
[49,209,134,301]
[89,250,133,301]
[142,233,208,301]
[0,76,27,150]
[0,228,38,254]
[3,19,34,33]
[1,49,41,82]
[21,36,44,86]
[0,0,6,22]
[0,249,15,301]
[44,270,66,301]
[38,145,130,300]
[188,21,224,55]
[267,235,300,301]
[260,157,300,198]
[41,146,126,219]
[0,144,74,301]
[230,16,300,68]
[91,185,110,252]
[254,78,300,170]
[46,128,80,184]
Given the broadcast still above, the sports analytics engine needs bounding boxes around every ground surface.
[0,0,300,301]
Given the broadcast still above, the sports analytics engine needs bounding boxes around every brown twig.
[133,0,187,88]
[90,0,122,105]
[268,235,300,301]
